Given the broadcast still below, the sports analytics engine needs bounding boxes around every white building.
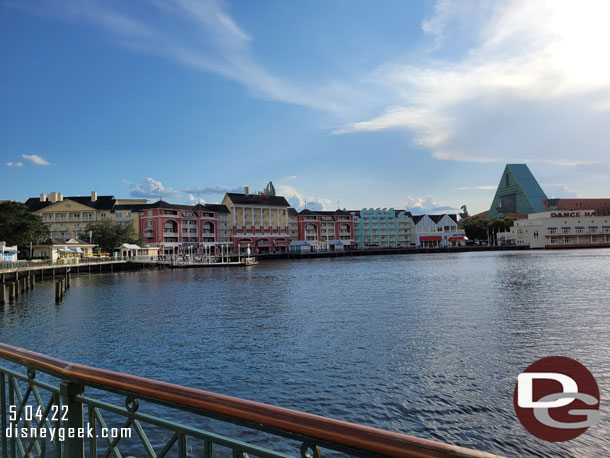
[0,242,18,262]
[412,214,467,247]
[498,210,610,248]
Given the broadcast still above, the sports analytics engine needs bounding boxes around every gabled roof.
[202,204,230,214]
[287,207,298,216]
[26,196,116,212]
[297,209,351,216]
[225,193,290,206]
[413,214,458,225]
[37,238,96,247]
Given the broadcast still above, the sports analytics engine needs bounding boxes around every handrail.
[0,343,498,458]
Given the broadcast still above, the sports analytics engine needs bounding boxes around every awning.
[448,236,467,241]
[420,236,442,241]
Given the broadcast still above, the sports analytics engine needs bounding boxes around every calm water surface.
[1,250,609,457]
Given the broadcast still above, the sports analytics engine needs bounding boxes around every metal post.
[1,373,8,458]
[60,382,85,458]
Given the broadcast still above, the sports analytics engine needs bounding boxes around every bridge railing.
[0,344,498,458]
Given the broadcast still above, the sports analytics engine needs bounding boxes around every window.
[576,227,584,234]
[533,230,539,238]
[562,227,570,234]
[564,237,570,244]
[548,227,557,235]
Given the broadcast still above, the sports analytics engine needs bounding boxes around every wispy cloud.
[334,0,610,166]
[130,177,180,199]
[6,161,23,167]
[456,185,496,190]
[183,185,243,194]
[11,0,342,112]
[543,183,580,198]
[22,154,50,165]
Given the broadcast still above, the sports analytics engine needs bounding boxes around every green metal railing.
[0,344,499,458]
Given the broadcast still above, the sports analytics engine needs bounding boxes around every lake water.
[1,250,609,457]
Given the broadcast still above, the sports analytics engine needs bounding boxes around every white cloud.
[130,177,180,199]
[335,0,610,166]
[6,161,23,167]
[187,193,206,204]
[404,196,460,214]
[276,185,332,211]
[22,154,50,165]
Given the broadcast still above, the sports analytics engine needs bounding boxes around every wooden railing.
[0,344,500,458]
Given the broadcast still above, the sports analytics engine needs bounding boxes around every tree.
[461,216,515,244]
[84,220,142,252]
[0,201,50,247]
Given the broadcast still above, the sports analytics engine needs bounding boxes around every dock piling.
[8,282,16,302]
[1,284,5,305]
[55,281,62,302]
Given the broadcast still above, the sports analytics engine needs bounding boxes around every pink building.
[138,201,230,256]
[297,209,354,250]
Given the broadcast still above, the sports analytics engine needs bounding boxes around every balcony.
[163,231,178,236]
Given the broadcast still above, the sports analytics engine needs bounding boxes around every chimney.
[48,192,57,202]
[40,193,47,202]
[91,191,98,202]
[57,192,63,201]
[243,186,249,195]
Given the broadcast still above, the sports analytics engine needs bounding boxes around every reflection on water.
[1,250,609,457]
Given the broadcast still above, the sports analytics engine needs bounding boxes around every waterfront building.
[349,208,412,248]
[296,209,354,251]
[0,242,18,262]
[498,210,610,248]
[25,191,147,239]
[221,184,292,253]
[543,198,610,214]
[288,208,298,240]
[31,238,96,262]
[487,164,548,219]
[412,214,466,247]
[137,201,230,256]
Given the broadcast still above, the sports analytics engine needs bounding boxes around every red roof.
[420,236,442,241]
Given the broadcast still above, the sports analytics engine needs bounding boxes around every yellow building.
[25,191,147,240]
[221,184,291,253]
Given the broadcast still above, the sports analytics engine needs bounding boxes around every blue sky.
[2,0,610,214]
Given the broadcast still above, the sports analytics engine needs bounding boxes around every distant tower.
[264,181,276,196]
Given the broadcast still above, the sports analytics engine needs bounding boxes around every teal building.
[487,164,548,219]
